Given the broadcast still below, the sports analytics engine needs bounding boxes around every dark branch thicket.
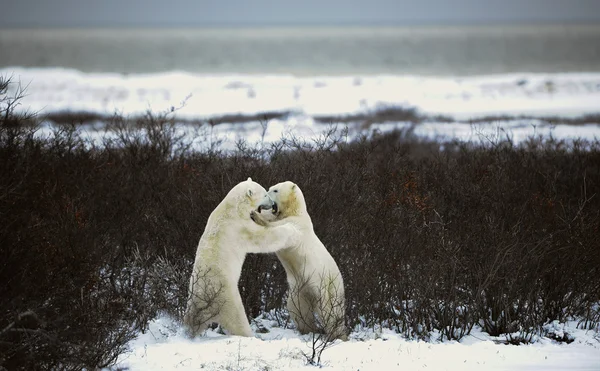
[1,77,600,368]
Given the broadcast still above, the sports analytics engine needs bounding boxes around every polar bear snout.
[257,203,270,212]
[257,195,275,212]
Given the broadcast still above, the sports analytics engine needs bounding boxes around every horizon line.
[2,19,600,30]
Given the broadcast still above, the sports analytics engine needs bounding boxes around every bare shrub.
[285,270,347,365]
[578,304,600,330]
[182,268,226,338]
[147,255,193,322]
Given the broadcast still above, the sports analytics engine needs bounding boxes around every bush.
[1,77,599,368]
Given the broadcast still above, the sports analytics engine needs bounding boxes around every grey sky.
[2,0,600,27]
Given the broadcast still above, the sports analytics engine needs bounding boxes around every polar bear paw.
[250,210,269,226]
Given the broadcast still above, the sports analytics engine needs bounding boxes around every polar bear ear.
[247,177,252,182]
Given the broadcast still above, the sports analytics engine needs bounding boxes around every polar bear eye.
[273,190,278,193]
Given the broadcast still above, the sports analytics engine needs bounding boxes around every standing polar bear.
[252,181,347,340]
[184,178,301,338]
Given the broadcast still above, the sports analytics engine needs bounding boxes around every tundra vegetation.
[1,76,599,369]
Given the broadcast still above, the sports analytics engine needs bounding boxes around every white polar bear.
[183,178,301,338]
[252,181,347,340]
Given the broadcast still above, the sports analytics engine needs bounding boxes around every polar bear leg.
[287,287,317,334]
[183,269,224,338]
[313,279,347,340]
[318,276,347,340]
[218,287,253,337]
[183,300,216,338]
[317,297,347,340]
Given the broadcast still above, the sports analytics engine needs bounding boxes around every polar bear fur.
[183,178,301,338]
[253,181,347,340]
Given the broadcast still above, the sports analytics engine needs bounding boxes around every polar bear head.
[259,181,308,219]
[226,177,270,217]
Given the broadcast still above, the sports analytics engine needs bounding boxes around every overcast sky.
[2,0,600,27]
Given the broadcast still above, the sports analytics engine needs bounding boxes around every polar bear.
[183,178,301,338]
[251,181,347,340]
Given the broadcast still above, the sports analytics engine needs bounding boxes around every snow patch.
[3,67,600,121]
[115,315,600,371]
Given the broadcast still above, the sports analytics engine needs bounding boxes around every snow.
[5,67,599,148]
[115,314,600,370]
[3,67,600,120]
[32,116,600,154]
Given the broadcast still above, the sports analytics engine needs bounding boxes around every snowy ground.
[115,314,600,371]
[3,67,600,121]
[5,67,600,148]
